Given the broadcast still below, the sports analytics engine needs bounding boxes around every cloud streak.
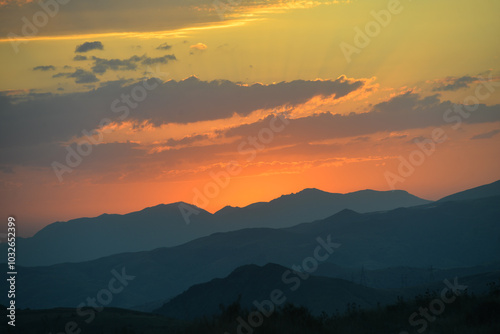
[471,129,500,140]
[225,92,500,144]
[432,76,477,92]
[75,41,104,53]
[53,69,99,84]
[33,65,55,71]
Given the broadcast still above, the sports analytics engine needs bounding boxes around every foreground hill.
[156,263,500,320]
[155,263,397,319]
[3,279,499,334]
[1,188,430,266]
[1,195,498,310]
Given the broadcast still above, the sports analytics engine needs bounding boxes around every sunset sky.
[1,0,499,236]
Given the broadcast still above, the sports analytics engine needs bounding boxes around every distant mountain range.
[2,188,431,266]
[2,190,499,310]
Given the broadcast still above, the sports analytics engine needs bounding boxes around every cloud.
[89,54,176,74]
[433,76,477,91]
[382,134,407,141]
[225,92,500,145]
[91,56,139,74]
[156,43,172,50]
[0,0,326,40]
[406,136,426,144]
[352,136,370,142]
[141,55,176,65]
[471,129,500,140]
[0,76,365,149]
[75,41,104,53]
[73,55,88,61]
[99,78,135,88]
[2,86,500,185]
[33,65,55,71]
[53,69,99,84]
[190,43,207,51]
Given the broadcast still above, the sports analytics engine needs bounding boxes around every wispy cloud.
[471,129,500,140]
[432,76,477,91]
[75,41,104,53]
[52,69,99,84]
[33,65,55,71]
[156,43,172,50]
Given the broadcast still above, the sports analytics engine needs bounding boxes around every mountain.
[314,262,500,289]
[155,263,500,320]
[438,179,500,202]
[154,263,397,320]
[214,188,431,229]
[2,195,498,310]
[1,188,430,266]
[2,202,214,267]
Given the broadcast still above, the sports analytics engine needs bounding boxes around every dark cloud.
[471,129,500,140]
[135,76,365,125]
[89,55,176,74]
[0,1,229,39]
[407,136,427,144]
[73,55,88,61]
[382,134,407,141]
[225,92,500,145]
[0,76,365,149]
[352,136,370,142]
[433,76,477,91]
[2,87,500,178]
[33,65,55,71]
[141,55,176,65]
[75,41,104,53]
[99,78,135,88]
[156,43,172,50]
[53,69,99,84]
[165,134,212,147]
[91,56,139,74]
[0,141,142,171]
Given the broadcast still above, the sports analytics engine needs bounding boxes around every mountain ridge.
[2,194,498,310]
[3,187,430,266]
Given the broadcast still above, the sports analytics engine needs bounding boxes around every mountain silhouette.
[214,188,430,229]
[2,194,498,310]
[438,179,500,202]
[154,263,397,319]
[3,188,430,266]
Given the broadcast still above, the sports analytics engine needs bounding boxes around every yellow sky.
[1,0,499,91]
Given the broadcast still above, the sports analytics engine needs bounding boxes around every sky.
[0,0,499,236]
